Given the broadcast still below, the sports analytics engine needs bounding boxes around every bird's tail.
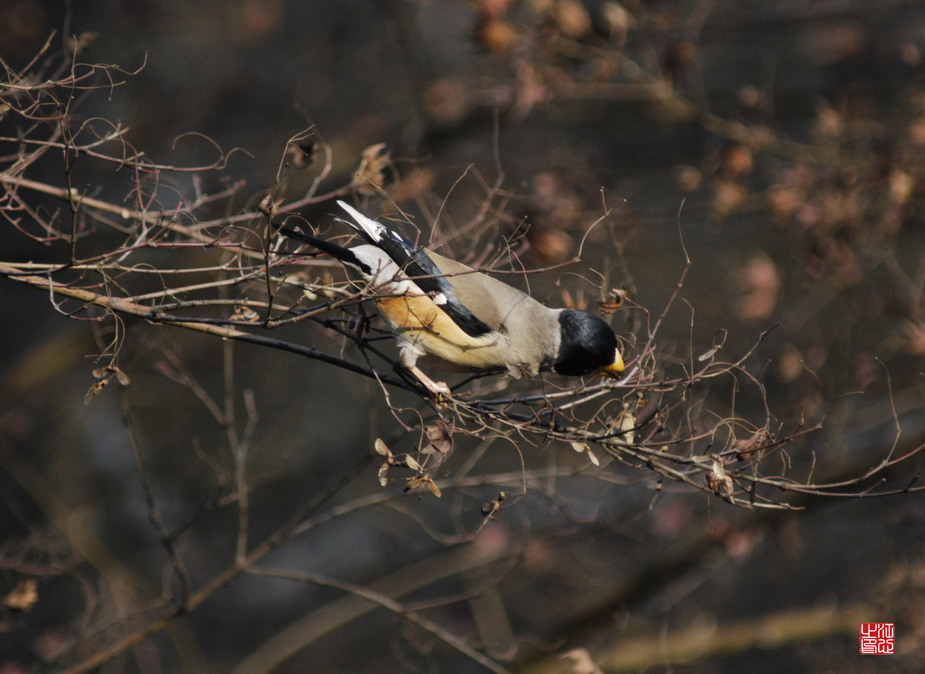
[336,200,388,244]
[275,222,371,273]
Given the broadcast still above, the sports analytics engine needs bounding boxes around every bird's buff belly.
[376,294,502,372]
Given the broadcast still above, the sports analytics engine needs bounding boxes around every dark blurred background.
[2,1,925,672]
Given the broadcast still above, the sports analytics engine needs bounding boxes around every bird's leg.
[352,302,371,338]
[409,366,452,397]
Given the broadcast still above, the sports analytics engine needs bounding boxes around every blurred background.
[2,1,925,672]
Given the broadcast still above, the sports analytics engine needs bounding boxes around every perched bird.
[277,201,624,395]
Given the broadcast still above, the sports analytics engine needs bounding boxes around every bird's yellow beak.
[597,350,624,377]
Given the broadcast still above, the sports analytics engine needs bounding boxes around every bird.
[276,201,624,395]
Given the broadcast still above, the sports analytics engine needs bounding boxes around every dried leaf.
[84,379,106,405]
[585,447,600,466]
[230,305,259,322]
[707,459,734,499]
[481,491,507,517]
[423,423,452,454]
[374,438,391,457]
[598,288,627,313]
[617,407,636,445]
[697,345,720,361]
[405,474,441,497]
[426,478,443,498]
[479,491,507,529]
[320,270,337,299]
[4,578,38,612]
[570,441,589,454]
[256,194,280,218]
[405,454,422,472]
[378,462,390,487]
[731,432,766,457]
[285,139,317,169]
[353,143,391,195]
[570,440,600,466]
[113,367,131,386]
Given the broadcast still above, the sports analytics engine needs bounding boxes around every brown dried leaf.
[707,459,734,499]
[84,379,106,405]
[479,491,507,529]
[374,438,391,457]
[113,366,131,386]
[353,143,391,195]
[425,478,443,498]
[405,474,442,497]
[481,491,506,517]
[285,139,317,169]
[378,462,391,487]
[570,440,589,454]
[585,446,600,466]
[4,578,38,612]
[617,406,636,445]
[230,306,259,322]
[598,288,627,313]
[424,423,452,454]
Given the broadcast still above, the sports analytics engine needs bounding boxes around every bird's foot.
[410,366,452,400]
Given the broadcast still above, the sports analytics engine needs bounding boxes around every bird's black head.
[553,310,623,377]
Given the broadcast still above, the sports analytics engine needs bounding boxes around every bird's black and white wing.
[336,201,492,338]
